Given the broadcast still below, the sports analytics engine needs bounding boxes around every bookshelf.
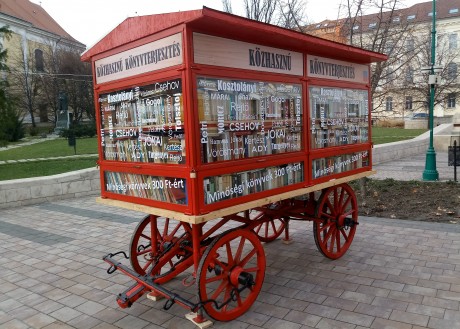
[203,162,304,204]
[104,171,187,205]
[99,78,185,164]
[312,150,370,179]
[309,86,369,149]
[197,77,303,163]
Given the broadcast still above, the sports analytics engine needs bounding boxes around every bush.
[28,126,40,136]
[59,121,96,138]
[0,104,24,144]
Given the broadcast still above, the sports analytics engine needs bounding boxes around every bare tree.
[7,45,41,127]
[38,43,93,125]
[404,27,460,116]
[221,0,307,28]
[58,49,94,123]
[222,0,233,13]
[8,40,93,128]
[338,0,425,117]
[277,0,307,30]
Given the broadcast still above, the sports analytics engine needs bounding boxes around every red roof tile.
[0,0,82,44]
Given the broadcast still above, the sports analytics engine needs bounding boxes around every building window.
[449,8,459,14]
[448,63,458,80]
[34,49,44,72]
[406,39,414,53]
[449,33,458,49]
[386,97,393,111]
[393,17,400,23]
[447,93,456,108]
[386,69,395,84]
[385,42,394,55]
[353,25,359,30]
[407,14,416,20]
[405,96,413,110]
[405,66,414,84]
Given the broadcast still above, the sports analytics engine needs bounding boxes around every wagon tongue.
[102,252,197,312]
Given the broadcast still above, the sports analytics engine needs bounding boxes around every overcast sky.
[30,0,425,49]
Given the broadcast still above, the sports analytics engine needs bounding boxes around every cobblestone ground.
[1,196,460,329]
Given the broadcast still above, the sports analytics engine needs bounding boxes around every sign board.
[193,33,303,76]
[307,55,369,84]
[95,33,183,84]
[448,146,460,166]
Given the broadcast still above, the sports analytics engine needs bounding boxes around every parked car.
[412,113,429,119]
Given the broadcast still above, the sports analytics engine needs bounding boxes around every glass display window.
[197,77,303,163]
[309,86,369,149]
[99,78,185,164]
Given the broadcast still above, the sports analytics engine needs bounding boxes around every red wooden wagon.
[81,7,386,326]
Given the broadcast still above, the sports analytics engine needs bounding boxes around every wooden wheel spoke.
[162,218,169,237]
[214,257,230,271]
[322,226,335,247]
[239,247,257,268]
[205,273,226,284]
[140,233,151,241]
[319,221,335,234]
[319,211,335,220]
[338,188,345,209]
[235,291,243,307]
[254,224,263,234]
[264,222,270,237]
[234,237,246,263]
[325,199,335,216]
[169,223,182,237]
[211,280,228,301]
[326,227,337,252]
[136,248,152,256]
[334,229,341,252]
[141,259,153,271]
[340,195,352,213]
[225,242,234,265]
[340,228,350,241]
[270,219,277,234]
[242,266,259,273]
[223,286,232,310]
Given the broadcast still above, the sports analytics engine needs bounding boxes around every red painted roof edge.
[81,9,203,61]
[199,7,387,63]
[82,6,387,64]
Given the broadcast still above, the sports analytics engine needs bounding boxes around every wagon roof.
[81,7,387,64]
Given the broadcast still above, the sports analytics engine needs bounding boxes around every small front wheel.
[129,215,192,281]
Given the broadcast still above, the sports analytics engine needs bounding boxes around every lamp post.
[422,0,439,181]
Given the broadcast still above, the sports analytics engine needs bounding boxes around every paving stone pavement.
[372,152,454,182]
[2,196,460,329]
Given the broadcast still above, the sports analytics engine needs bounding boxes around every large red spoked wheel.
[197,229,266,322]
[252,204,286,242]
[129,215,192,280]
[313,183,358,260]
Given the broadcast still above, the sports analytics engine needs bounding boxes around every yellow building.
[0,0,86,127]
[306,0,460,123]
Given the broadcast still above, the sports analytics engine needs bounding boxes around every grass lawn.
[0,128,428,180]
[371,127,427,144]
[0,137,98,161]
[0,158,98,180]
